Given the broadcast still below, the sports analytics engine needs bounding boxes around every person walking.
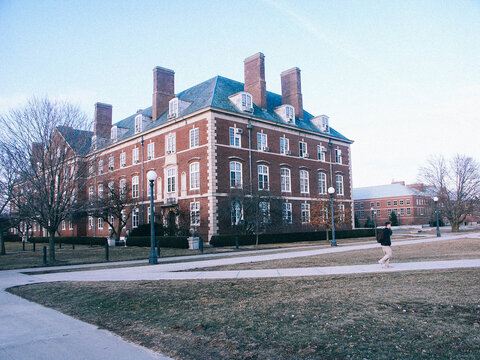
[378,221,393,268]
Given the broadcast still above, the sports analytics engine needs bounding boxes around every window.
[282,203,292,224]
[134,114,142,134]
[299,141,307,158]
[257,133,268,151]
[393,200,397,206]
[388,209,392,216]
[190,128,199,148]
[360,210,365,218]
[231,201,243,225]
[88,186,93,200]
[120,152,126,168]
[387,201,391,206]
[300,170,309,194]
[190,162,200,190]
[360,203,364,209]
[61,220,66,230]
[400,200,404,205]
[132,148,139,164]
[318,172,327,194]
[98,218,103,230]
[280,137,289,155]
[258,165,269,190]
[301,203,310,223]
[355,203,359,209]
[147,143,155,160]
[335,175,344,195]
[169,98,178,118]
[285,105,294,121]
[407,207,411,215]
[377,210,381,216]
[132,209,139,228]
[111,126,117,141]
[120,179,126,196]
[376,201,380,207]
[335,149,342,164]
[108,214,114,229]
[147,206,155,224]
[400,208,405,216]
[339,204,345,222]
[132,176,139,198]
[190,202,200,226]
[281,168,291,192]
[108,182,114,198]
[166,134,176,154]
[406,199,411,205]
[241,93,252,111]
[109,156,114,171]
[98,184,104,199]
[230,161,242,188]
[317,145,326,161]
[370,202,374,207]
[88,216,93,229]
[259,201,270,224]
[167,168,176,193]
[229,127,241,147]
[98,160,104,174]
[89,163,94,175]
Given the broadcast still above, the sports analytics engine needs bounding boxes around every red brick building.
[28,53,354,241]
[353,182,434,226]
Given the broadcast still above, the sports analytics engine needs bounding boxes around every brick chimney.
[281,67,303,120]
[244,52,267,109]
[94,102,112,139]
[152,66,175,120]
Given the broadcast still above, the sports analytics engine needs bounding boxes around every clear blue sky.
[1,0,479,187]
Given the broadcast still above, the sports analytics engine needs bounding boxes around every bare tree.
[310,197,351,242]
[87,180,137,242]
[0,143,17,254]
[419,154,480,232]
[0,98,91,262]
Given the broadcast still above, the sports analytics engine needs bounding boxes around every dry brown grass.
[9,269,480,360]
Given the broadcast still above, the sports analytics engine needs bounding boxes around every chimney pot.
[244,52,267,109]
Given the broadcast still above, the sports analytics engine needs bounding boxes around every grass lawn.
[0,242,234,270]
[198,238,480,271]
[8,269,480,359]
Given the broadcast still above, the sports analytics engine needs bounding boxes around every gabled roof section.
[102,75,352,149]
[57,126,93,155]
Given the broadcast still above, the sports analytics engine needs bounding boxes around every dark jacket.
[380,228,392,246]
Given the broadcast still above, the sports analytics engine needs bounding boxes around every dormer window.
[274,104,295,124]
[169,98,178,119]
[311,114,330,133]
[111,126,117,142]
[321,115,329,132]
[134,114,142,134]
[229,92,253,113]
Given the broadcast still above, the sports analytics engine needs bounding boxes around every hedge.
[2,235,21,242]
[210,229,375,247]
[126,236,189,249]
[28,236,107,246]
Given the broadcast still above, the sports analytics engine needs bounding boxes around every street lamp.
[371,206,377,239]
[328,186,337,246]
[433,196,441,237]
[147,170,158,264]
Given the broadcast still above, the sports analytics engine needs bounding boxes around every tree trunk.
[0,226,5,255]
[255,233,259,247]
[49,231,56,263]
[451,221,460,232]
[325,229,329,242]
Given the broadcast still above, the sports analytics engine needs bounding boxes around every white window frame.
[88,216,93,230]
[98,160,104,174]
[111,126,117,141]
[257,132,268,151]
[299,141,307,158]
[108,156,114,171]
[241,93,252,111]
[88,186,93,200]
[281,168,291,192]
[258,165,269,191]
[132,147,139,164]
[147,142,155,160]
[301,203,311,224]
[167,168,176,193]
[132,208,139,228]
[282,202,292,224]
[166,134,176,154]
[335,149,342,164]
[189,128,199,148]
[280,137,289,155]
[61,220,66,230]
[229,127,241,147]
[190,202,200,226]
[317,145,326,161]
[318,172,327,194]
[300,170,309,194]
[336,174,344,195]
[169,98,178,118]
[98,184,103,199]
[190,162,200,190]
[119,179,126,196]
[98,217,103,230]
[134,114,142,134]
[132,176,139,198]
[231,201,243,225]
[230,161,242,188]
[120,152,126,168]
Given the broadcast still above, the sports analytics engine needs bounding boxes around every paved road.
[1,232,479,360]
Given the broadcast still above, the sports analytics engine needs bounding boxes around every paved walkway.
[1,232,479,360]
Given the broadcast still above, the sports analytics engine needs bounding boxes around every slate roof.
[354,184,429,200]
[99,75,352,150]
[57,126,93,155]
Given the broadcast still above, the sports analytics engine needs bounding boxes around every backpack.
[376,230,384,243]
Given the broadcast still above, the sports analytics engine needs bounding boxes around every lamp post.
[371,206,377,239]
[328,186,337,246]
[433,196,441,237]
[147,170,158,264]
